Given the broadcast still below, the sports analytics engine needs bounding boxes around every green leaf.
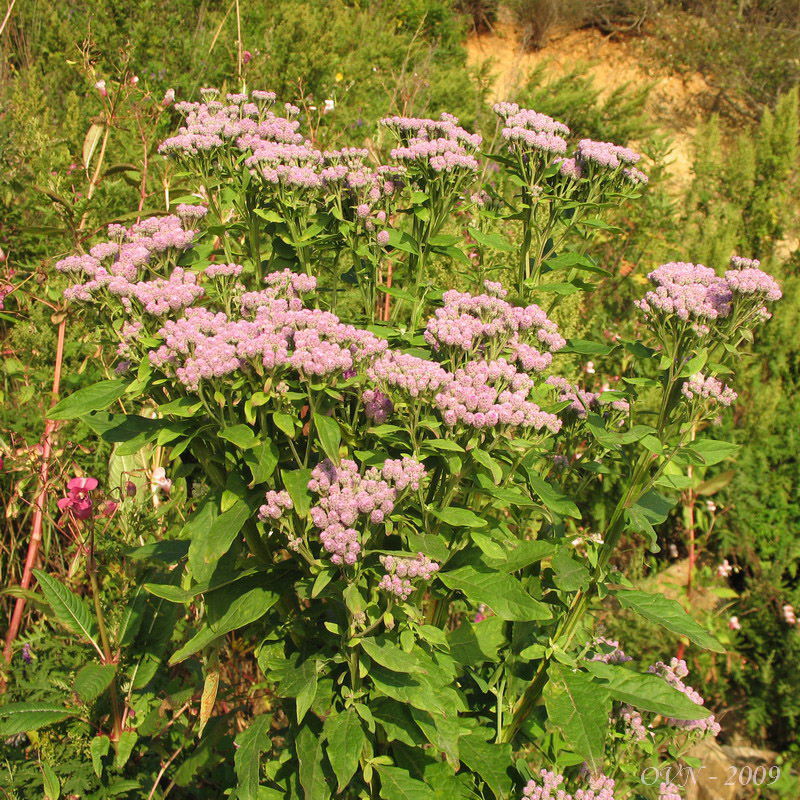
[686,439,740,466]
[439,566,551,621]
[422,438,465,453]
[491,540,555,572]
[207,574,280,636]
[74,663,117,703]
[0,703,76,736]
[369,663,465,717]
[361,637,426,674]
[113,730,138,770]
[372,698,424,746]
[616,590,724,652]
[695,469,735,496]
[280,468,311,518]
[432,507,487,528]
[220,424,259,450]
[551,549,590,591]
[471,449,503,484]
[447,617,506,665]
[625,490,674,553]
[584,662,711,720]
[48,380,128,420]
[315,414,341,462]
[410,707,467,766]
[42,762,60,800]
[90,735,111,778]
[467,226,514,252]
[198,496,257,567]
[561,339,616,356]
[279,653,320,718]
[33,570,101,655]
[273,412,297,439]
[235,714,272,800]
[527,473,581,519]
[543,664,609,773]
[168,626,220,666]
[376,765,435,800]
[386,228,420,255]
[244,437,280,486]
[296,724,330,800]
[324,709,365,792]
[457,732,513,797]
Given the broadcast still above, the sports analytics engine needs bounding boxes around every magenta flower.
[57,477,98,520]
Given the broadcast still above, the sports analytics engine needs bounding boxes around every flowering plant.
[8,89,783,799]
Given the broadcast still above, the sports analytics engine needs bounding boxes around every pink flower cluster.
[435,360,562,432]
[380,113,482,149]
[159,91,302,157]
[307,457,426,566]
[724,262,782,301]
[176,204,208,223]
[636,258,781,333]
[547,376,600,418]
[148,284,387,390]
[424,286,565,359]
[58,215,200,310]
[649,658,721,737]
[495,103,570,156]
[381,113,481,175]
[368,351,561,433]
[204,262,244,279]
[635,262,733,325]
[258,490,293,521]
[57,477,98,520]
[522,770,616,800]
[577,139,641,169]
[621,704,648,741]
[367,352,453,398]
[378,553,440,600]
[501,126,568,155]
[659,784,682,800]
[681,373,737,406]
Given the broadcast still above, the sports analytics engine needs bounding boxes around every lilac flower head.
[363,389,394,423]
[635,262,733,325]
[378,553,440,600]
[258,490,293,521]
[681,373,737,406]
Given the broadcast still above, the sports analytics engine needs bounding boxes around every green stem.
[87,529,122,741]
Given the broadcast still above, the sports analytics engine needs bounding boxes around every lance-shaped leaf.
[0,703,77,736]
[48,379,128,420]
[74,663,117,702]
[315,414,341,462]
[616,590,724,653]
[543,664,609,774]
[234,714,273,800]
[585,661,711,720]
[33,570,102,657]
[438,565,551,621]
[324,708,366,792]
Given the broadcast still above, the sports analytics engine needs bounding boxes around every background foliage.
[1,0,799,796]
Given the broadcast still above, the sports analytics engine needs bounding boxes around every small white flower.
[323,99,335,114]
[151,466,172,493]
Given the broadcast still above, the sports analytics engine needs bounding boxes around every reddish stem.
[3,314,67,663]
